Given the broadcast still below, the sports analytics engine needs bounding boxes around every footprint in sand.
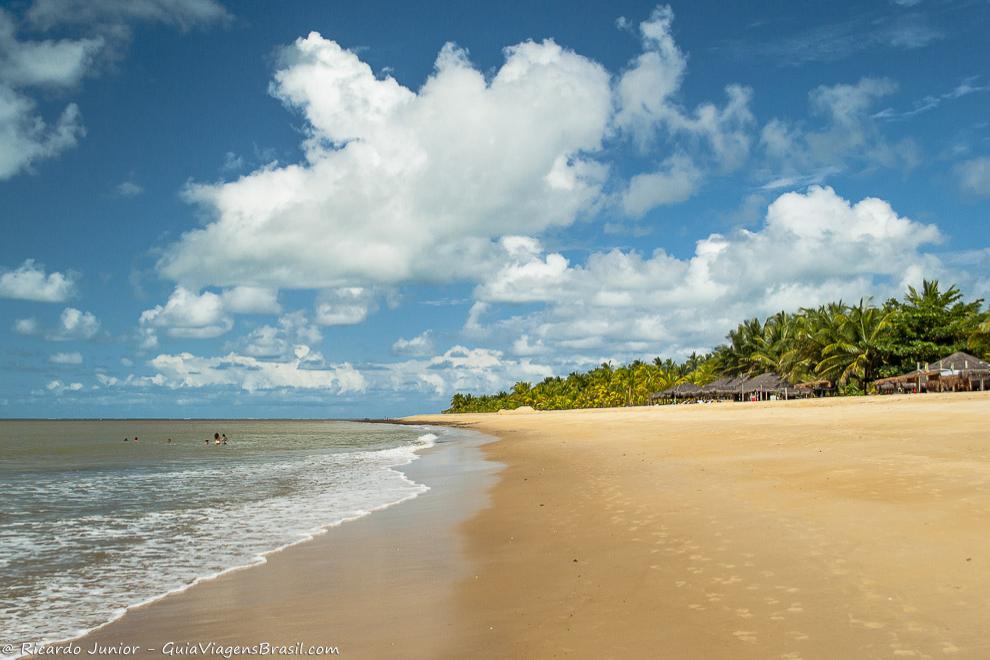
[674,580,687,588]
[941,642,960,654]
[786,603,804,613]
[732,630,758,644]
[779,653,803,660]
[786,631,809,641]
[688,603,706,611]
[735,608,753,619]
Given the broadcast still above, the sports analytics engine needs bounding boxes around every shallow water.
[0,420,443,656]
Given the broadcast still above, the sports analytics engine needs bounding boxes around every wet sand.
[56,430,498,659]
[47,393,990,659]
[408,392,990,659]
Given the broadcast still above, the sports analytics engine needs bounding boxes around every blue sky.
[1,0,988,418]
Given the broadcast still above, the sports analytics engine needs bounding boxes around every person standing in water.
[222,433,228,445]
[214,432,220,446]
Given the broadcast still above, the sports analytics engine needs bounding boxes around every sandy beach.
[58,393,990,659]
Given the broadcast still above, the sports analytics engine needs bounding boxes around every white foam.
[0,425,450,659]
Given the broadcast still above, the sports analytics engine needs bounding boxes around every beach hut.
[740,372,795,401]
[793,379,834,397]
[650,382,703,404]
[873,369,928,394]
[872,351,990,394]
[924,351,990,392]
[700,377,733,400]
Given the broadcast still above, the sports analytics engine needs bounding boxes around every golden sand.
[410,392,990,659]
[67,393,990,659]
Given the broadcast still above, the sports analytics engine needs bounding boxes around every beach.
[25,392,990,659]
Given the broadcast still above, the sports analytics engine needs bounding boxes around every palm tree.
[816,299,892,386]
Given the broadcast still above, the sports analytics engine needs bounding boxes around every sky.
[1,0,988,418]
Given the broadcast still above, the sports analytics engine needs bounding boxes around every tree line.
[445,281,990,413]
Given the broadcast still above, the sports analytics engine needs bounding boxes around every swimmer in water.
[124,437,129,442]
[222,433,227,445]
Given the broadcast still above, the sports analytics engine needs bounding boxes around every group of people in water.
[122,433,229,445]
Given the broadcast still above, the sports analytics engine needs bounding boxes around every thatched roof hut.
[651,382,704,401]
[707,375,750,395]
[740,372,794,394]
[700,377,733,393]
[872,351,990,393]
[670,382,703,396]
[925,351,990,373]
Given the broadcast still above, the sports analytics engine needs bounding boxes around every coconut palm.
[816,299,893,385]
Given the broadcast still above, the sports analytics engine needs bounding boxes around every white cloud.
[512,334,545,356]
[46,378,83,393]
[614,6,753,170]
[50,351,82,364]
[157,32,613,291]
[0,9,96,178]
[472,187,949,357]
[114,179,143,197]
[0,10,102,86]
[0,259,76,301]
[221,150,244,172]
[873,76,990,120]
[620,153,702,217]
[13,317,38,334]
[139,287,232,341]
[138,286,282,347]
[314,287,380,325]
[220,285,281,314]
[957,157,990,196]
[25,0,231,32]
[145,351,366,393]
[380,345,553,396]
[239,311,322,359]
[0,2,228,180]
[392,330,434,356]
[760,77,917,182]
[49,307,100,340]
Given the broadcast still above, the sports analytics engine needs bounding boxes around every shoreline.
[17,424,500,660]
[13,393,990,659]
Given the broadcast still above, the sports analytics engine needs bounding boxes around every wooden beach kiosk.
[873,351,990,394]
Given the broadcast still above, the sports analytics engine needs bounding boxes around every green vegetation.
[445,281,990,413]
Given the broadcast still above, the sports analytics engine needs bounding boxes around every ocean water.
[0,420,445,657]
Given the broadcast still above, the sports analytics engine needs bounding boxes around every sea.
[0,419,450,657]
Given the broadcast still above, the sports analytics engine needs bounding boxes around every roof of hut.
[740,372,793,392]
[925,351,990,372]
[708,375,751,393]
[652,382,704,398]
[873,369,928,385]
[700,377,733,392]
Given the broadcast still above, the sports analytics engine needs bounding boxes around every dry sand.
[410,392,990,659]
[62,393,990,659]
